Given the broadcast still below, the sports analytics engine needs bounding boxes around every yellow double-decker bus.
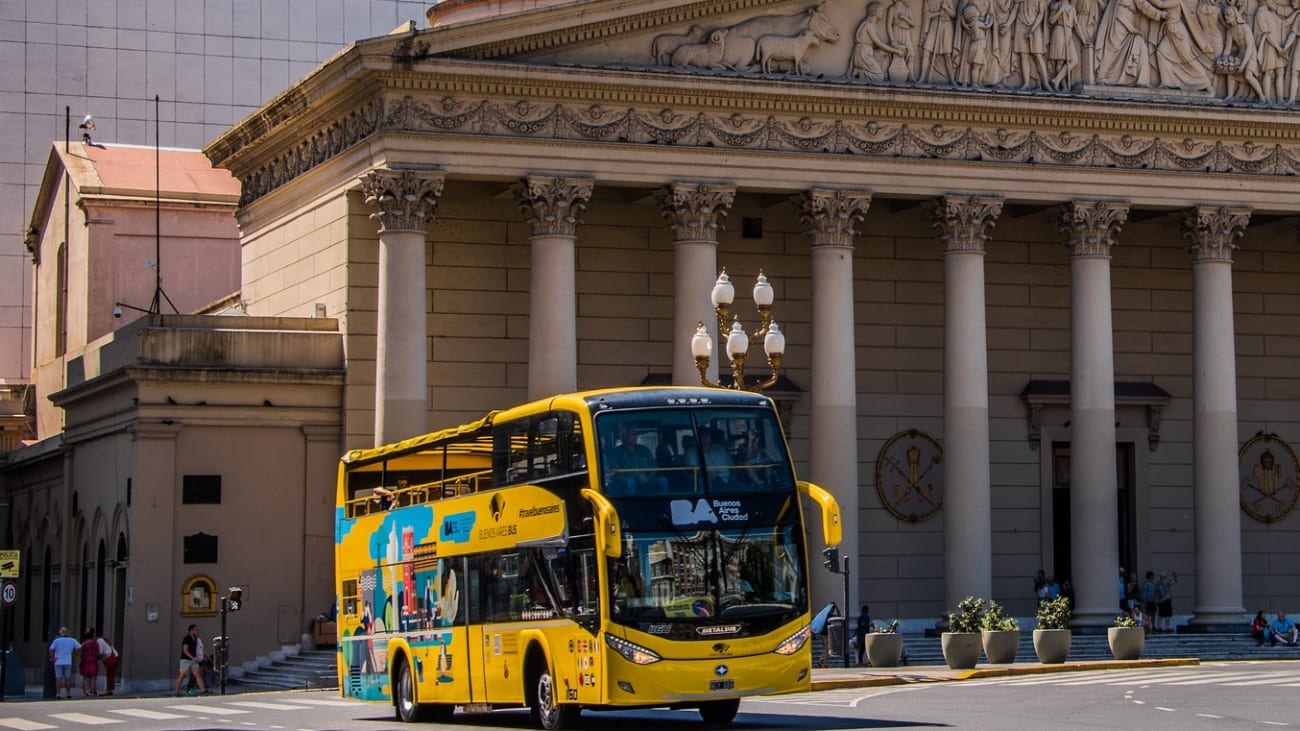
[334,387,841,728]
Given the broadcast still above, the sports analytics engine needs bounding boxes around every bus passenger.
[604,424,667,495]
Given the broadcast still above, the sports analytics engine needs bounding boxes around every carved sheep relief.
[640,0,1300,104]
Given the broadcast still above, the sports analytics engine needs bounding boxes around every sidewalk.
[809,657,1201,691]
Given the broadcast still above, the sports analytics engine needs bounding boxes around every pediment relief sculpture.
[614,0,1300,105]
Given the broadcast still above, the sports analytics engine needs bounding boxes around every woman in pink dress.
[79,628,100,697]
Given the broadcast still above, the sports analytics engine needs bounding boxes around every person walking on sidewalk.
[174,624,210,696]
[855,605,874,666]
[48,627,79,700]
[97,634,119,695]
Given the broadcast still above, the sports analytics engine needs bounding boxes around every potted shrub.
[1033,596,1072,664]
[980,600,1020,664]
[864,619,904,667]
[1108,613,1145,660]
[942,596,985,669]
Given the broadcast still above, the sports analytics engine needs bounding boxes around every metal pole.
[842,556,851,669]
[219,597,227,695]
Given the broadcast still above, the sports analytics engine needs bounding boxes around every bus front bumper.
[604,649,810,705]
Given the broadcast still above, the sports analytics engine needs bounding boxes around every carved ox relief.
[647,0,1300,106]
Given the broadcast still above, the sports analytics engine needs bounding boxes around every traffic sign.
[0,550,19,579]
[1,580,16,607]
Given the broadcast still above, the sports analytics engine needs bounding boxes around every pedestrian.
[1155,570,1178,633]
[1270,611,1299,646]
[96,634,119,695]
[811,602,839,668]
[79,627,100,696]
[1251,610,1269,646]
[1140,571,1157,631]
[47,627,79,700]
[174,624,209,696]
[1033,569,1048,603]
[855,604,874,666]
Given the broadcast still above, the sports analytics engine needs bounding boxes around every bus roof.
[342,387,777,466]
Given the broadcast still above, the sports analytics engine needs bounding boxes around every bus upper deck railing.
[345,469,493,518]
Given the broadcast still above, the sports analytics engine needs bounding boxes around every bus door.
[466,553,527,705]
[411,557,472,706]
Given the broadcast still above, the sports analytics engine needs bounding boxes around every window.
[181,575,217,617]
[183,533,218,564]
[182,475,222,504]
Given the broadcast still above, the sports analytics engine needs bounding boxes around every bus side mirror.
[580,488,622,559]
[797,481,842,547]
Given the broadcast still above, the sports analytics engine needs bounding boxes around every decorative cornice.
[1058,201,1130,258]
[1180,206,1252,262]
[797,189,872,248]
[359,168,445,233]
[229,92,1300,208]
[512,176,594,237]
[656,183,736,242]
[930,196,1003,254]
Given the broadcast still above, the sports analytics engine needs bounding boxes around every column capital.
[797,189,872,248]
[1058,201,1129,257]
[1180,206,1251,262]
[656,183,736,242]
[359,168,445,233]
[512,176,594,237]
[929,195,1003,254]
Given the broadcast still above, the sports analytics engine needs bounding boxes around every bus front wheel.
[698,698,740,725]
[530,663,579,730]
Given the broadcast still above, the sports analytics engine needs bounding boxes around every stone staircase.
[231,649,339,691]
[816,630,1300,667]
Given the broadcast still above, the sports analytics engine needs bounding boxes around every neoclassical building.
[160,0,1280,636]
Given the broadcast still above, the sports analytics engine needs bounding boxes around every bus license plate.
[710,679,734,691]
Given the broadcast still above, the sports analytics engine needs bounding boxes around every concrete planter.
[981,629,1020,664]
[1032,628,1072,664]
[1107,626,1145,660]
[941,632,983,669]
[864,633,904,667]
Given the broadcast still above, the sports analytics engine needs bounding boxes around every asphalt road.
[0,661,1295,729]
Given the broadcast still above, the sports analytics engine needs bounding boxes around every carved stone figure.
[652,25,709,65]
[1254,0,1288,101]
[671,29,729,69]
[1144,0,1214,90]
[850,2,910,80]
[1013,0,1053,88]
[1219,1,1266,99]
[758,29,823,73]
[1095,0,1161,86]
[719,2,841,70]
[1285,10,1300,101]
[886,0,918,81]
[917,0,958,82]
[1049,0,1092,88]
[959,4,996,86]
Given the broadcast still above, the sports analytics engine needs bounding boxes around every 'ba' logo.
[670,499,718,526]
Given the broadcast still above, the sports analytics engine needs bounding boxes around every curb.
[810,657,1200,691]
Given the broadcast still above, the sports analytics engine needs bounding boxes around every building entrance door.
[1050,443,1136,589]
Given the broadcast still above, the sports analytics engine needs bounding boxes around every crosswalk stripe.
[108,708,189,720]
[0,719,57,730]
[48,712,121,725]
[166,704,250,715]
[228,700,315,711]
[290,698,362,706]
[1220,671,1300,686]
[1162,672,1277,685]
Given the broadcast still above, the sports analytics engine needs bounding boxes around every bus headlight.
[772,625,811,655]
[604,634,662,665]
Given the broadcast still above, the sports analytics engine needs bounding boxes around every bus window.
[494,412,584,486]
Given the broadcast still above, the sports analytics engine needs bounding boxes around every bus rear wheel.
[530,664,579,730]
[698,698,740,725]
[394,658,431,723]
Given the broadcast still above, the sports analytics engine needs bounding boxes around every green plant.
[1113,614,1140,628]
[1035,596,1072,630]
[872,619,900,634]
[948,596,986,633]
[981,600,1019,631]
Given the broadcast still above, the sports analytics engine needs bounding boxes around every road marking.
[48,712,121,725]
[229,701,315,711]
[1261,722,1289,727]
[291,698,361,706]
[0,719,57,730]
[1155,706,1175,712]
[1220,672,1300,686]
[109,708,189,720]
[1197,714,1223,719]
[167,704,251,715]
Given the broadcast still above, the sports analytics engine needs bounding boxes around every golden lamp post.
[690,269,785,393]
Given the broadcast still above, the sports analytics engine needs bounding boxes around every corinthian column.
[931,195,1002,610]
[1059,200,1129,628]
[657,184,736,386]
[514,176,593,400]
[1181,205,1251,628]
[797,189,871,606]
[360,168,444,446]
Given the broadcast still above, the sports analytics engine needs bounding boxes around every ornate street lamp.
[690,269,785,392]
